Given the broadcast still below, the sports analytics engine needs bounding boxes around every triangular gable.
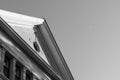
[0,9,49,64]
[0,10,62,80]
[0,9,74,80]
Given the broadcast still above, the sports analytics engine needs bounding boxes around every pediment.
[0,9,49,64]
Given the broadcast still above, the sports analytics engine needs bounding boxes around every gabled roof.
[0,9,49,64]
[0,9,74,80]
[0,13,62,80]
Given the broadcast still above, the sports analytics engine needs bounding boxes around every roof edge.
[0,9,44,28]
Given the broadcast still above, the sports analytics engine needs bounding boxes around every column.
[22,67,27,80]
[0,45,6,80]
[0,46,6,73]
[10,58,16,80]
[33,75,36,80]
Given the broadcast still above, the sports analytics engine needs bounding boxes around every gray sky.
[1,0,120,80]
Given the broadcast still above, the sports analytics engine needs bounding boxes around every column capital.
[12,58,16,63]
[23,67,27,72]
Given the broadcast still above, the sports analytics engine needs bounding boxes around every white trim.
[0,9,44,28]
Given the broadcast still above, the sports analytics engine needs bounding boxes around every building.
[0,10,74,80]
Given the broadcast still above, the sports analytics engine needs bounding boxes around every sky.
[1,0,120,80]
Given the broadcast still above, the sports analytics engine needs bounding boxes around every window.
[1,47,49,80]
[3,54,11,78]
[15,64,22,80]
[26,71,32,80]
[33,41,40,52]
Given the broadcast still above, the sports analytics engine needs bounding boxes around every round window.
[33,41,40,52]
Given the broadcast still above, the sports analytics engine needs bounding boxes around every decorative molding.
[0,9,44,28]
[34,19,74,80]
[0,15,61,80]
